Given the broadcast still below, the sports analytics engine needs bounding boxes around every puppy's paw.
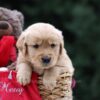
[43,76,57,90]
[17,71,31,86]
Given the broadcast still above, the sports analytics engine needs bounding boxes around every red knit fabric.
[0,36,16,67]
[0,71,42,100]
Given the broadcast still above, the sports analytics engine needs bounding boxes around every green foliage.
[0,0,100,99]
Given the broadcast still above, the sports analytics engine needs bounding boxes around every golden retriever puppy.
[16,23,74,95]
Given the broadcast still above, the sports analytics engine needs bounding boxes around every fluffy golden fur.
[16,23,74,99]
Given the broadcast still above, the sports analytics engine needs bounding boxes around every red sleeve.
[10,46,17,62]
[0,36,16,67]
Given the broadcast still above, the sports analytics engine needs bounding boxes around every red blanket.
[0,71,42,100]
[0,36,16,67]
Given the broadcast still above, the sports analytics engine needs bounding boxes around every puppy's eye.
[32,44,39,49]
[50,44,56,48]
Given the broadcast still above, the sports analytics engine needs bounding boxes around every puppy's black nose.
[42,56,51,64]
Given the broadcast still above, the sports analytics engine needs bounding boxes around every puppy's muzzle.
[41,56,51,65]
[0,22,9,29]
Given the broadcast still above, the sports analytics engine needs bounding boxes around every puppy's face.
[17,23,64,69]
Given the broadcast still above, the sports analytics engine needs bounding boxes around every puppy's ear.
[56,30,74,75]
[16,33,27,55]
[58,31,64,55]
[57,48,74,76]
[59,38,64,55]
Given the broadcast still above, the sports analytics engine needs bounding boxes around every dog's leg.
[43,67,61,90]
[16,63,32,86]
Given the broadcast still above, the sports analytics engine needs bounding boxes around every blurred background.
[0,0,100,100]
